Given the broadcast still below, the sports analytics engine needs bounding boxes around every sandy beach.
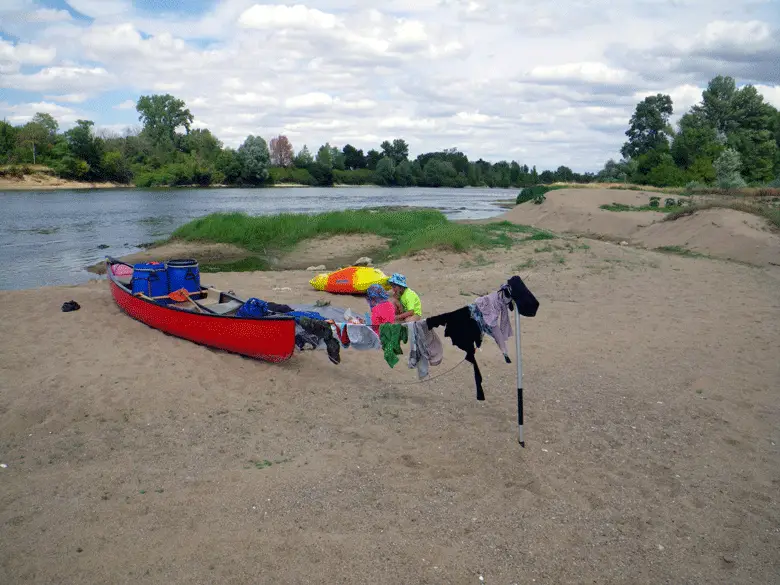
[1,190,778,584]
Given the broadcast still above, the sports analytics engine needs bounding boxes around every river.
[0,186,516,290]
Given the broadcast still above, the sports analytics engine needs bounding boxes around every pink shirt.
[371,301,396,335]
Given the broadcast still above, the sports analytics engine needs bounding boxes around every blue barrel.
[131,262,169,297]
[167,258,200,294]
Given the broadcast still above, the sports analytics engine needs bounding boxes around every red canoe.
[106,258,296,363]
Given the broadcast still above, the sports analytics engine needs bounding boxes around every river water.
[0,186,516,290]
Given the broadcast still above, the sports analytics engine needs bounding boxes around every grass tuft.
[663,201,780,229]
[171,209,553,270]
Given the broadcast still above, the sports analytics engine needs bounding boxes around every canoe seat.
[207,299,243,316]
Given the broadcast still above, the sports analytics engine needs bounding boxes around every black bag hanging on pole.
[506,275,539,448]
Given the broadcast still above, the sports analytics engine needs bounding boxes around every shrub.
[664,198,677,208]
[517,185,563,204]
[649,196,660,208]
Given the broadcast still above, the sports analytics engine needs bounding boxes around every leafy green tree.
[366,149,382,170]
[374,157,395,185]
[0,120,17,162]
[15,120,50,163]
[380,139,409,164]
[692,76,738,135]
[136,94,193,146]
[215,148,242,184]
[316,143,333,168]
[394,160,414,186]
[237,135,270,184]
[342,144,366,169]
[293,145,313,168]
[423,159,458,187]
[330,145,346,171]
[31,113,58,141]
[621,94,674,159]
[713,148,746,189]
[65,120,104,173]
[183,129,222,163]
[307,162,333,186]
[101,151,132,183]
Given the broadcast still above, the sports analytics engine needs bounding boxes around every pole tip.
[519,441,525,448]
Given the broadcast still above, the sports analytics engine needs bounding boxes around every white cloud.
[44,93,89,103]
[0,2,777,171]
[0,40,56,67]
[114,99,136,110]
[0,100,80,125]
[28,8,73,22]
[238,4,339,30]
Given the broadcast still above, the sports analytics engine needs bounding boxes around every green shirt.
[400,288,422,316]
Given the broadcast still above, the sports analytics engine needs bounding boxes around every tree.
[237,135,270,184]
[342,144,366,169]
[293,145,313,168]
[269,135,294,167]
[136,94,194,145]
[380,138,409,164]
[366,149,382,170]
[316,143,334,168]
[671,113,723,171]
[423,159,459,187]
[621,94,674,160]
[330,145,346,171]
[183,129,222,162]
[101,151,132,183]
[215,148,242,184]
[693,76,738,135]
[31,113,58,140]
[16,121,49,163]
[0,120,17,162]
[394,160,414,186]
[713,148,746,189]
[65,120,103,172]
[375,157,395,185]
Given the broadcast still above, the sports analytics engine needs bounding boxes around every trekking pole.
[514,307,524,447]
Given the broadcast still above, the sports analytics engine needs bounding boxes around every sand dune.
[1,241,779,584]
[497,188,779,266]
[632,208,780,266]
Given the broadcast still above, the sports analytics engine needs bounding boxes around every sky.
[1,0,779,172]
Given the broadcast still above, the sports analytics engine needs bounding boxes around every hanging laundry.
[407,320,444,379]
[379,323,408,368]
[298,316,340,364]
[345,324,382,351]
[426,307,485,401]
[475,291,513,363]
[506,276,539,317]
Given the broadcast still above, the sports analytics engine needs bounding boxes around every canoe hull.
[108,274,295,363]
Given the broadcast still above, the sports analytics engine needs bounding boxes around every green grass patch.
[171,210,551,270]
[654,246,707,259]
[663,201,780,230]
[600,202,684,213]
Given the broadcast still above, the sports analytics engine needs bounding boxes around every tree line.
[0,94,590,189]
[596,76,780,188]
[2,76,778,190]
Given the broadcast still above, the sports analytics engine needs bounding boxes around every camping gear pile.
[107,258,538,444]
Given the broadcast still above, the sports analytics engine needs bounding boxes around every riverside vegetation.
[2,75,778,192]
